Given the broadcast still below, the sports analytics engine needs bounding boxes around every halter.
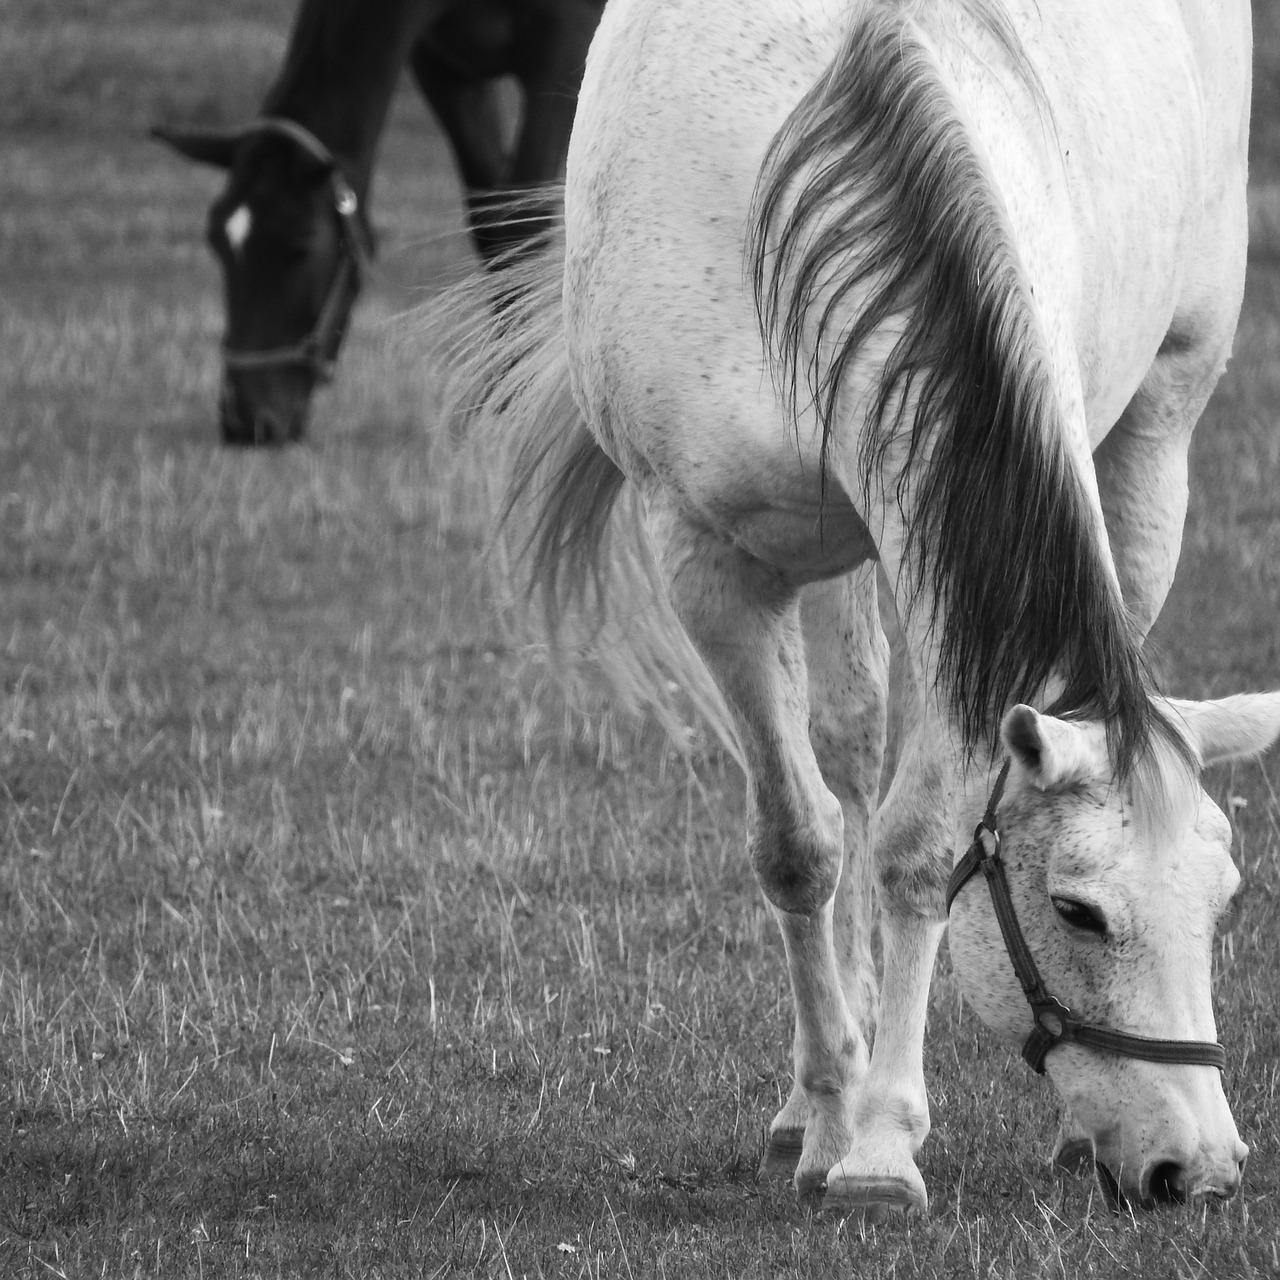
[945,760,1227,1075]
[222,117,372,384]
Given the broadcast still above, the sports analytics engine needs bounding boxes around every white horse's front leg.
[824,679,954,1217]
[759,570,887,1188]
[648,507,871,1196]
[824,912,945,1216]
[767,899,872,1194]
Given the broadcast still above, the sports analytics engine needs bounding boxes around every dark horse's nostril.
[1146,1161,1187,1206]
[220,388,257,446]
[253,411,285,445]
[221,402,291,447]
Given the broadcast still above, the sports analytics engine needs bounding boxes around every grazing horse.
[154,0,602,446]
[463,0,1280,1215]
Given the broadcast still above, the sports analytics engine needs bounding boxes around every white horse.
[461,0,1280,1214]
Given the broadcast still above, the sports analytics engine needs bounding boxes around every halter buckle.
[1031,995,1072,1041]
[975,822,1000,864]
[334,181,359,218]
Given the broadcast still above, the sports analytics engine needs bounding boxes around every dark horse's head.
[153,119,372,446]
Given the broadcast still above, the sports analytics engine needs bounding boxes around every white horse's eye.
[1051,896,1107,936]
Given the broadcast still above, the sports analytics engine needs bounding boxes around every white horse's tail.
[448,214,741,764]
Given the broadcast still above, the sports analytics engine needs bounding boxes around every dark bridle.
[945,760,1227,1076]
[222,117,372,384]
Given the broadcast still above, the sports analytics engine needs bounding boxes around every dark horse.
[154,0,602,445]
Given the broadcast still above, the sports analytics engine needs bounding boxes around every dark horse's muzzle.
[219,370,312,446]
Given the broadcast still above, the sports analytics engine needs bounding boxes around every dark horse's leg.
[409,1,600,265]
[408,46,518,264]
[492,1,599,252]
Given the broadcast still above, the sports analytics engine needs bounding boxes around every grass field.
[2,2,1279,1277]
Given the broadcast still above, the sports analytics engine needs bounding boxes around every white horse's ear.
[1165,693,1280,767]
[1000,705,1097,789]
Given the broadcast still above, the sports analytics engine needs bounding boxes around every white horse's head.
[947,693,1280,1208]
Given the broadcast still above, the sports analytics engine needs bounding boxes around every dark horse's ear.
[150,125,241,169]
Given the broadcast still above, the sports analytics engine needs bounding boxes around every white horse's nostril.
[1144,1161,1188,1206]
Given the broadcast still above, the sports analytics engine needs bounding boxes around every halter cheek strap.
[222,118,372,384]
[945,760,1227,1076]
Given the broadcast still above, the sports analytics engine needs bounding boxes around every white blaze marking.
[225,205,252,253]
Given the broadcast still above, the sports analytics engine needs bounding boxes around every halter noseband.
[222,117,372,384]
[945,761,1227,1075]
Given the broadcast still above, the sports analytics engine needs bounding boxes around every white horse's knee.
[873,721,953,917]
[751,784,844,916]
[875,789,952,918]
[876,818,951,919]
[798,1031,867,1100]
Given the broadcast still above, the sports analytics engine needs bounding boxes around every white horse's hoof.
[759,1127,805,1180]
[824,1166,928,1220]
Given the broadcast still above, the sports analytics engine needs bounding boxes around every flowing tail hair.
[749,1,1191,790]
[445,201,741,764]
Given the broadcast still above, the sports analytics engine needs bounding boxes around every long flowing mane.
[749,0,1183,781]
